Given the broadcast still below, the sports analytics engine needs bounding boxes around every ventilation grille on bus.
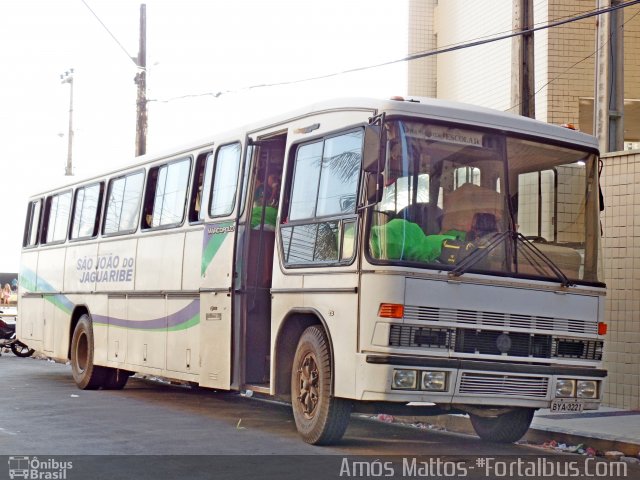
[388,325,603,361]
[458,373,549,398]
[403,305,597,335]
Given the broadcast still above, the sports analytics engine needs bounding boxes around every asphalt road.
[1,354,634,480]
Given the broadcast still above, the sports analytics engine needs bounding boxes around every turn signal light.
[378,303,404,319]
[598,322,607,335]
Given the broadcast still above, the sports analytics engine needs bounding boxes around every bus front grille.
[458,372,549,397]
[388,324,602,360]
[403,305,597,335]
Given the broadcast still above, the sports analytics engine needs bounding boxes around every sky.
[0,0,408,272]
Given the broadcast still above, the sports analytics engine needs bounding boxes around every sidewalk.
[528,407,640,456]
[386,407,640,457]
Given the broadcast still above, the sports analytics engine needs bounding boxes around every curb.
[390,415,640,457]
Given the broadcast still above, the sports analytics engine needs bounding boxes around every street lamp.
[60,69,74,176]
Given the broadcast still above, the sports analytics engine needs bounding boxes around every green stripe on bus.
[201,232,228,275]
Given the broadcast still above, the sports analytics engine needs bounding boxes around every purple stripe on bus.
[92,299,199,330]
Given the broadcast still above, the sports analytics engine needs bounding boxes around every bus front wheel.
[291,326,351,445]
[469,408,534,443]
[70,314,107,390]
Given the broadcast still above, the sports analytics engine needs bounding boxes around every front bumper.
[355,354,606,409]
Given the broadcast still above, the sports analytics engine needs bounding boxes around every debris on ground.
[529,440,605,458]
[376,414,395,423]
[410,422,445,431]
[604,451,625,461]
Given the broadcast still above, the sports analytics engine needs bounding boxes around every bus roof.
[30,96,599,196]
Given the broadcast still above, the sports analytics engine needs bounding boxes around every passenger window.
[23,199,42,247]
[188,152,212,223]
[43,191,72,244]
[282,129,363,266]
[70,183,103,240]
[143,158,191,229]
[454,166,480,189]
[209,143,241,217]
[103,171,144,235]
[289,141,322,220]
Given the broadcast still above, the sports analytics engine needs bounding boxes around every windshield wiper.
[512,232,573,287]
[449,231,510,279]
[449,231,573,287]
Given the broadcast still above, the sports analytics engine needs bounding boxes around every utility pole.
[61,69,74,176]
[511,0,535,118]
[594,0,624,153]
[134,3,147,157]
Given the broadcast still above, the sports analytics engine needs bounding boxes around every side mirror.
[363,124,382,173]
[366,172,384,204]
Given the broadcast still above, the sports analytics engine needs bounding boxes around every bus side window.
[41,191,72,245]
[281,129,363,265]
[142,157,191,229]
[70,182,103,240]
[188,152,212,223]
[209,143,241,217]
[103,171,145,235]
[22,199,42,248]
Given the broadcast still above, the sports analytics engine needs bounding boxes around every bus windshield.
[368,119,601,285]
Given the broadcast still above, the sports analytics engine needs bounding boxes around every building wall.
[408,0,437,97]
[433,0,514,110]
[408,0,640,410]
[600,150,640,410]
[544,1,596,127]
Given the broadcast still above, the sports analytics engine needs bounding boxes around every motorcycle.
[0,307,35,358]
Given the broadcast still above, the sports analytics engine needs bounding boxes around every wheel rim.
[75,332,88,372]
[296,353,319,419]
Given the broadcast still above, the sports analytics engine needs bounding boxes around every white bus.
[18,97,606,445]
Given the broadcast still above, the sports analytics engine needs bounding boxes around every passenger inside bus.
[251,169,280,230]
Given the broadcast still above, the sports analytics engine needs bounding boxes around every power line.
[509,6,640,112]
[81,0,138,67]
[150,0,640,104]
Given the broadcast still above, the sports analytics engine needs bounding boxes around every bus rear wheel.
[70,314,107,390]
[291,326,351,445]
[469,408,534,443]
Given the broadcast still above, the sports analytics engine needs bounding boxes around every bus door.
[235,133,286,389]
[199,142,243,389]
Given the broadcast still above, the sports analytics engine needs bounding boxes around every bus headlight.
[555,379,576,398]
[392,369,417,389]
[577,380,598,399]
[422,371,447,391]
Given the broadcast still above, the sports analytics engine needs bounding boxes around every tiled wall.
[600,150,640,410]
[407,0,640,410]
[408,0,437,97]
[543,1,640,130]
[432,0,514,111]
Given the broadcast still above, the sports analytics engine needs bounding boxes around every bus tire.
[102,368,130,390]
[70,314,107,390]
[469,408,534,443]
[291,325,351,445]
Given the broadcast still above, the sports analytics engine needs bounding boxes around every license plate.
[550,399,584,413]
